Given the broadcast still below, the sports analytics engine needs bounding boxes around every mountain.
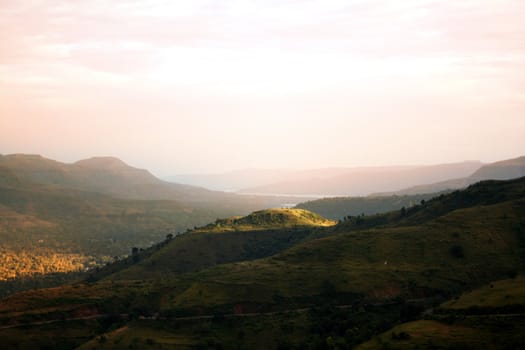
[470,155,525,180]
[0,153,307,207]
[166,168,296,191]
[237,161,483,196]
[0,154,219,202]
[1,176,524,349]
[167,167,364,192]
[386,155,525,195]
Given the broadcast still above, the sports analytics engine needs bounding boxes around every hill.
[92,209,334,281]
[357,277,525,349]
[194,208,336,232]
[0,177,524,348]
[470,155,525,181]
[0,154,221,202]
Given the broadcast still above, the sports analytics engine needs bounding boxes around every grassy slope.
[88,209,333,280]
[295,192,447,220]
[193,208,336,232]
[442,276,525,309]
[0,179,524,348]
[163,198,524,311]
[0,180,264,295]
[357,277,525,350]
[3,189,520,314]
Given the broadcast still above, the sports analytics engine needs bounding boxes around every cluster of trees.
[297,193,442,220]
[0,249,96,281]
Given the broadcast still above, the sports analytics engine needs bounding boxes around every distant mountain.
[0,154,308,208]
[469,156,525,180]
[166,169,295,191]
[0,154,217,202]
[386,155,525,195]
[167,167,355,191]
[237,161,483,196]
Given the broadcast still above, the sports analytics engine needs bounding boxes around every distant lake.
[236,192,345,199]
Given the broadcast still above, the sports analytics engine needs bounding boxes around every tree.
[449,245,464,258]
[131,247,140,263]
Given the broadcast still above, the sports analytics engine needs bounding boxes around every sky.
[1,0,524,176]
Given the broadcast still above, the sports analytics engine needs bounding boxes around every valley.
[0,175,524,349]
[0,154,306,292]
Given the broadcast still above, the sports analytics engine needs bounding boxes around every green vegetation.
[0,177,524,348]
[194,208,336,232]
[296,192,446,220]
[358,277,525,349]
[0,155,300,287]
[442,276,525,310]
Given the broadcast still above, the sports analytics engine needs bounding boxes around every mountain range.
[295,156,525,219]
[379,155,525,195]
[170,161,483,195]
[171,156,525,197]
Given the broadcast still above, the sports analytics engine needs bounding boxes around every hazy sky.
[1,0,524,175]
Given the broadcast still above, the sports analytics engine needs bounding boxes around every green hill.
[0,177,524,349]
[84,209,333,281]
[194,208,337,232]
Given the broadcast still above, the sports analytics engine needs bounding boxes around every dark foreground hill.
[357,277,525,349]
[0,178,524,349]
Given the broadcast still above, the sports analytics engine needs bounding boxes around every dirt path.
[0,304,354,329]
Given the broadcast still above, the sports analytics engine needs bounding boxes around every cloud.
[1,0,524,173]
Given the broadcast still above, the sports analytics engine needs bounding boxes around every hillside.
[295,192,447,220]
[358,277,525,349]
[0,182,240,284]
[194,208,336,232]
[237,161,482,196]
[0,154,304,206]
[0,177,524,348]
[0,154,222,202]
[93,209,333,281]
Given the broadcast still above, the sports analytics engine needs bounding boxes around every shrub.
[450,245,464,258]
